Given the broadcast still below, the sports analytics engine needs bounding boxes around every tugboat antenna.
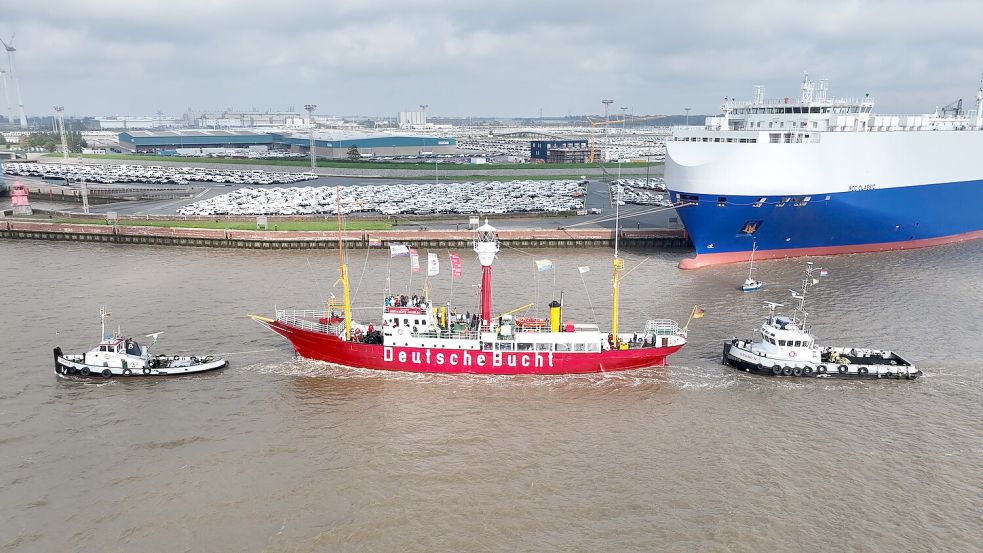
[794,263,818,327]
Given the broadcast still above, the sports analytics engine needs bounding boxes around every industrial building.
[118,130,458,158]
[530,140,588,163]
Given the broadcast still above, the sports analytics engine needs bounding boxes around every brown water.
[1,239,981,552]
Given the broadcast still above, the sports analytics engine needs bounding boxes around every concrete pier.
[0,221,690,250]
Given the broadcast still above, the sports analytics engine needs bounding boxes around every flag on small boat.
[410,248,420,272]
[427,252,440,276]
[535,259,554,272]
[449,253,463,277]
[819,268,829,277]
[368,238,382,247]
[389,243,409,257]
[577,266,590,274]
[692,307,705,319]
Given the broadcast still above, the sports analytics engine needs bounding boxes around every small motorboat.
[723,264,920,379]
[741,242,763,292]
[54,308,227,378]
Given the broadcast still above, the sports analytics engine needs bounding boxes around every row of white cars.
[177,180,586,216]
[2,162,318,186]
[612,179,671,207]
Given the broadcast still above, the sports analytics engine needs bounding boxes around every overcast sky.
[5,0,983,118]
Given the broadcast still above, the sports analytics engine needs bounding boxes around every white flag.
[389,243,409,257]
[577,266,590,274]
[427,252,440,276]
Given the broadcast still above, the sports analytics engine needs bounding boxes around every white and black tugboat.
[722,264,921,380]
[53,307,227,378]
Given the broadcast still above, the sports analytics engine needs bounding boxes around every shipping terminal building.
[118,130,457,158]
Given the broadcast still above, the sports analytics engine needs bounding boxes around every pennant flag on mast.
[577,266,590,274]
[410,248,420,272]
[427,252,439,276]
[449,253,463,277]
[389,243,409,257]
[692,307,705,319]
[535,259,554,272]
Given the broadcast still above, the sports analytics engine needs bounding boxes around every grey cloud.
[5,0,983,117]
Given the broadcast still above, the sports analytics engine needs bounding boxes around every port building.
[530,140,589,163]
[118,130,457,158]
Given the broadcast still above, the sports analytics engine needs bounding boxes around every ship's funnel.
[549,300,561,332]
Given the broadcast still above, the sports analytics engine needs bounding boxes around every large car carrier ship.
[666,74,983,269]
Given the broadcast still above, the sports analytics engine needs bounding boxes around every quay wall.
[0,221,691,250]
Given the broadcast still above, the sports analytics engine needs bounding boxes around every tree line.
[18,131,88,153]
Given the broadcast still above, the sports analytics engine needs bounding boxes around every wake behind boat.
[54,308,227,378]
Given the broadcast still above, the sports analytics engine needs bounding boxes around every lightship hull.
[264,320,683,375]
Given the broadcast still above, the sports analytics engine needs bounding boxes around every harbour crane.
[938,98,963,118]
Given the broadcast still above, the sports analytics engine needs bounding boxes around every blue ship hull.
[669,180,983,268]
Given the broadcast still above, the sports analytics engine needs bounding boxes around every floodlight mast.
[601,100,614,134]
[53,106,68,160]
[304,104,317,171]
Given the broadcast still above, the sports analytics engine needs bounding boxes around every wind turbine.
[0,34,27,129]
[0,68,10,124]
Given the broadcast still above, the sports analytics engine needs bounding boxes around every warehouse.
[276,131,456,159]
[118,130,457,158]
[530,140,588,162]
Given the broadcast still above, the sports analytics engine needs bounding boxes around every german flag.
[692,307,705,319]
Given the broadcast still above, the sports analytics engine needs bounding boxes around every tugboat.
[722,264,921,379]
[741,242,763,292]
[54,307,227,378]
[251,189,687,374]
